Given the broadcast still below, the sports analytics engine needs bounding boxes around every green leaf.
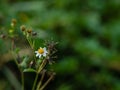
[19,61,27,69]
[22,55,30,63]
[14,48,20,54]
[23,68,36,73]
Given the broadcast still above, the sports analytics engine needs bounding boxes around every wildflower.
[35,47,48,58]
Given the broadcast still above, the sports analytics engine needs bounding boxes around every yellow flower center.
[38,48,44,54]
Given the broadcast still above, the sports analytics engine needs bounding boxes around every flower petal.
[45,51,48,53]
[35,51,38,53]
[43,47,46,50]
[43,53,46,57]
[43,47,48,53]
[39,54,42,58]
[36,53,39,57]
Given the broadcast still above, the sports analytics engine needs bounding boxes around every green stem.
[32,60,47,90]
[36,70,46,90]
[27,37,33,49]
[11,39,20,69]
[11,40,24,90]
[26,37,36,62]
[21,72,24,90]
[39,73,55,90]
[38,60,47,73]
[32,62,43,90]
[32,73,39,90]
[11,51,24,90]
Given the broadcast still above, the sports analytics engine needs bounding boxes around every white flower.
[35,47,48,58]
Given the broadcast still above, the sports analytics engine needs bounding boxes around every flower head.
[35,47,48,58]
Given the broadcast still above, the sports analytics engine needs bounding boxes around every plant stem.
[39,73,55,90]
[21,72,24,90]
[32,61,43,90]
[38,60,47,73]
[32,73,39,90]
[26,37,37,63]
[11,39,24,90]
[36,70,46,90]
[32,59,47,90]
[27,37,33,49]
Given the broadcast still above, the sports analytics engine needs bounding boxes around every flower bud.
[27,29,32,33]
[11,19,17,27]
[11,18,17,24]
[20,25,26,31]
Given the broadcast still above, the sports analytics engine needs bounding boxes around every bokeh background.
[1,0,120,90]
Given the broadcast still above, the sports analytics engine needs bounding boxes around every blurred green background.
[1,0,120,90]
